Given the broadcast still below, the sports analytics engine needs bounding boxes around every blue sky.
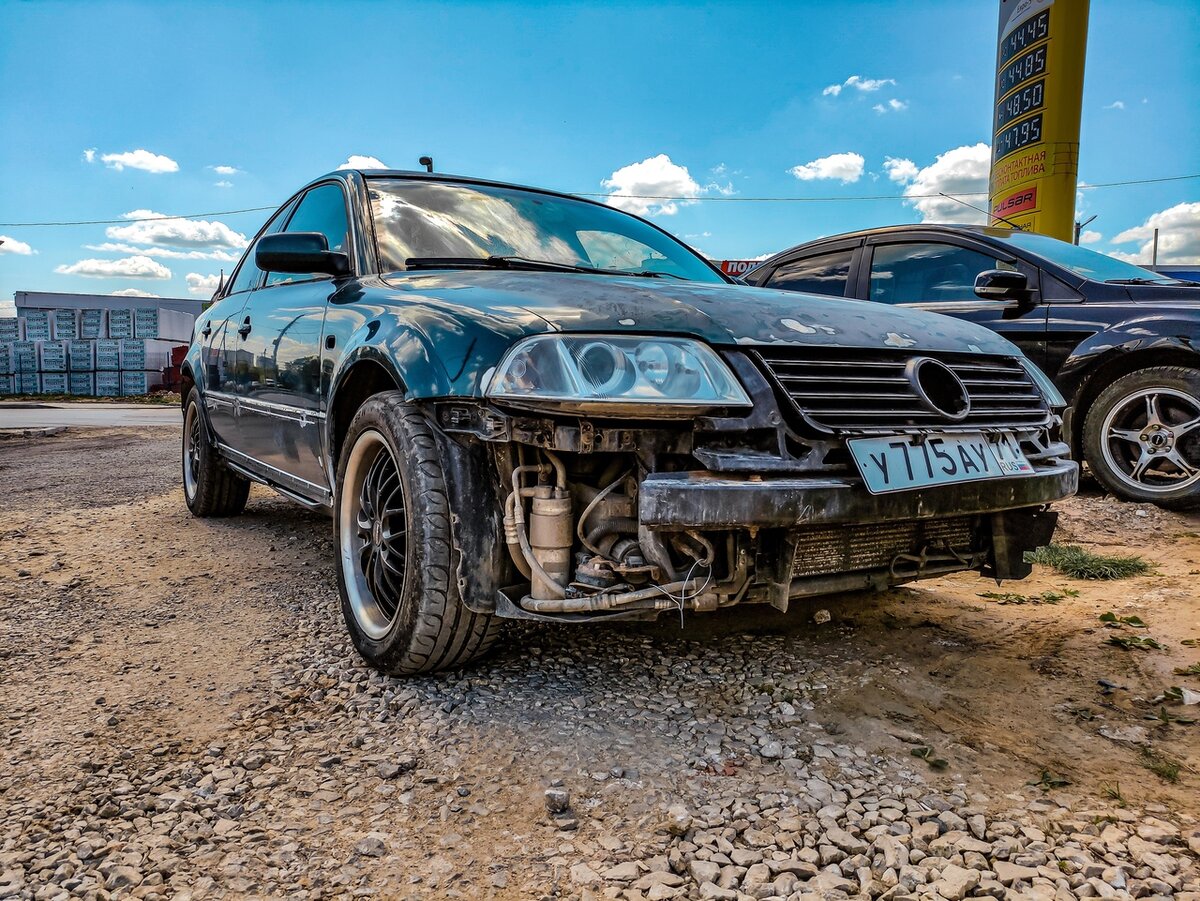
[2,0,1198,313]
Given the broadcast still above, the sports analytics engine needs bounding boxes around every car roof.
[305,168,622,214]
[749,223,1032,273]
[782,223,1019,244]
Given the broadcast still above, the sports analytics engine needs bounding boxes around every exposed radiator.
[791,516,981,578]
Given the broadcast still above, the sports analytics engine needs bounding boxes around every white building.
[14,290,203,316]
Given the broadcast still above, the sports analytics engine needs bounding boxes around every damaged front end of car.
[429,334,1078,623]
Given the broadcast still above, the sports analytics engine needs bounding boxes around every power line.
[0,205,279,228]
[1,173,1196,228]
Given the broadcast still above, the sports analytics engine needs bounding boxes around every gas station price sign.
[988,0,1089,241]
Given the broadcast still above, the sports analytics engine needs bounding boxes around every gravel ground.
[0,427,1197,900]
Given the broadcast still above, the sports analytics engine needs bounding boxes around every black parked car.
[746,226,1200,508]
[182,171,1075,674]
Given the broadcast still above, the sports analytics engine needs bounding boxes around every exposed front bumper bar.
[639,458,1078,529]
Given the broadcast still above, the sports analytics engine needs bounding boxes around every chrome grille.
[792,517,980,578]
[755,348,1049,431]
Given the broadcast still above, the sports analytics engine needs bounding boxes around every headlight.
[486,334,751,416]
[1019,358,1066,408]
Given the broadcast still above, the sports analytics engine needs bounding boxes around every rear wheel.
[334,392,501,675]
[182,387,250,517]
[1083,366,1200,510]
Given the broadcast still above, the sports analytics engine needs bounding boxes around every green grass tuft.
[1027,544,1153,580]
[1140,748,1181,783]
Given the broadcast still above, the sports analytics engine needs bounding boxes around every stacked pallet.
[0,306,193,397]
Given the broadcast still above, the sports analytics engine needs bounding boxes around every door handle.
[237,317,252,338]
[201,324,212,339]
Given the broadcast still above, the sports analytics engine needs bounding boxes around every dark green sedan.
[182,169,1076,674]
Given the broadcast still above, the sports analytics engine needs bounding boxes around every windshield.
[367,178,724,283]
[997,231,1178,283]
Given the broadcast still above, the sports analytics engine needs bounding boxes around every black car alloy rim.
[339,430,409,639]
[1100,387,1200,493]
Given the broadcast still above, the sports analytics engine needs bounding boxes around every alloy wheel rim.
[183,402,201,500]
[339,430,409,640]
[1100,387,1200,494]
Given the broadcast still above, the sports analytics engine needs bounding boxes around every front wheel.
[1082,366,1200,510]
[334,392,501,675]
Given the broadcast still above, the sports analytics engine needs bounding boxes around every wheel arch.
[326,354,406,478]
[179,362,196,410]
[1066,339,1200,457]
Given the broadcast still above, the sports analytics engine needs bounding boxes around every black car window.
[764,249,854,296]
[265,183,350,287]
[227,198,298,296]
[869,242,1006,304]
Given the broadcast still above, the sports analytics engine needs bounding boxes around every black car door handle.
[237,317,252,338]
[201,324,212,339]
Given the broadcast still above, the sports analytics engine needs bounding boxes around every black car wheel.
[182,387,250,517]
[1083,366,1200,510]
[334,392,501,675]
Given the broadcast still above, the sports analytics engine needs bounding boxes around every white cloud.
[106,210,248,249]
[82,148,96,163]
[1103,100,1125,110]
[98,149,179,174]
[337,155,388,170]
[209,165,241,176]
[873,98,908,114]
[891,143,992,224]
[85,242,239,262]
[214,180,233,188]
[883,157,919,183]
[788,152,865,184]
[1079,230,1103,245]
[0,235,35,255]
[55,256,172,280]
[186,272,222,296]
[1110,202,1200,264]
[111,288,159,297]
[824,75,896,96]
[602,154,703,216]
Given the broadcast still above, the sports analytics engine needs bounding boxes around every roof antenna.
[938,192,1027,230]
[418,156,434,173]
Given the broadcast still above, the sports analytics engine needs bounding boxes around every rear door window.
[763,249,854,297]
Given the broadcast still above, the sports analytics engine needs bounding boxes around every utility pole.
[1073,214,1097,245]
[1151,228,1159,267]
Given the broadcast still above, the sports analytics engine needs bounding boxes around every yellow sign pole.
[988,0,1090,240]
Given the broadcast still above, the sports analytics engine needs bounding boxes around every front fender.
[1056,316,1200,404]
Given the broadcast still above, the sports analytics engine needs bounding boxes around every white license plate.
[848,432,1034,494]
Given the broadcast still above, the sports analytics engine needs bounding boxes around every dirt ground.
[1,426,1197,899]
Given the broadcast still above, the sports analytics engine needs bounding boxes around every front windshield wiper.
[404,255,692,280]
[633,269,688,280]
[405,255,604,274]
[1104,277,1173,285]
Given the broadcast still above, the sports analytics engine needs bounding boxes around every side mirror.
[256,232,350,277]
[974,268,1030,301]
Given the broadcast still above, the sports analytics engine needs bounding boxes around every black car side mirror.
[256,232,350,277]
[974,269,1030,302]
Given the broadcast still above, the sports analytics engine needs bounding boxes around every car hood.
[1118,282,1200,304]
[379,270,1019,357]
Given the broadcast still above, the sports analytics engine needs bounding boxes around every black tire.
[182,387,250,517]
[1082,366,1200,510]
[334,392,501,675]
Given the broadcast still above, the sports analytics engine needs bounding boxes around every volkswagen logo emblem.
[905,357,971,421]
